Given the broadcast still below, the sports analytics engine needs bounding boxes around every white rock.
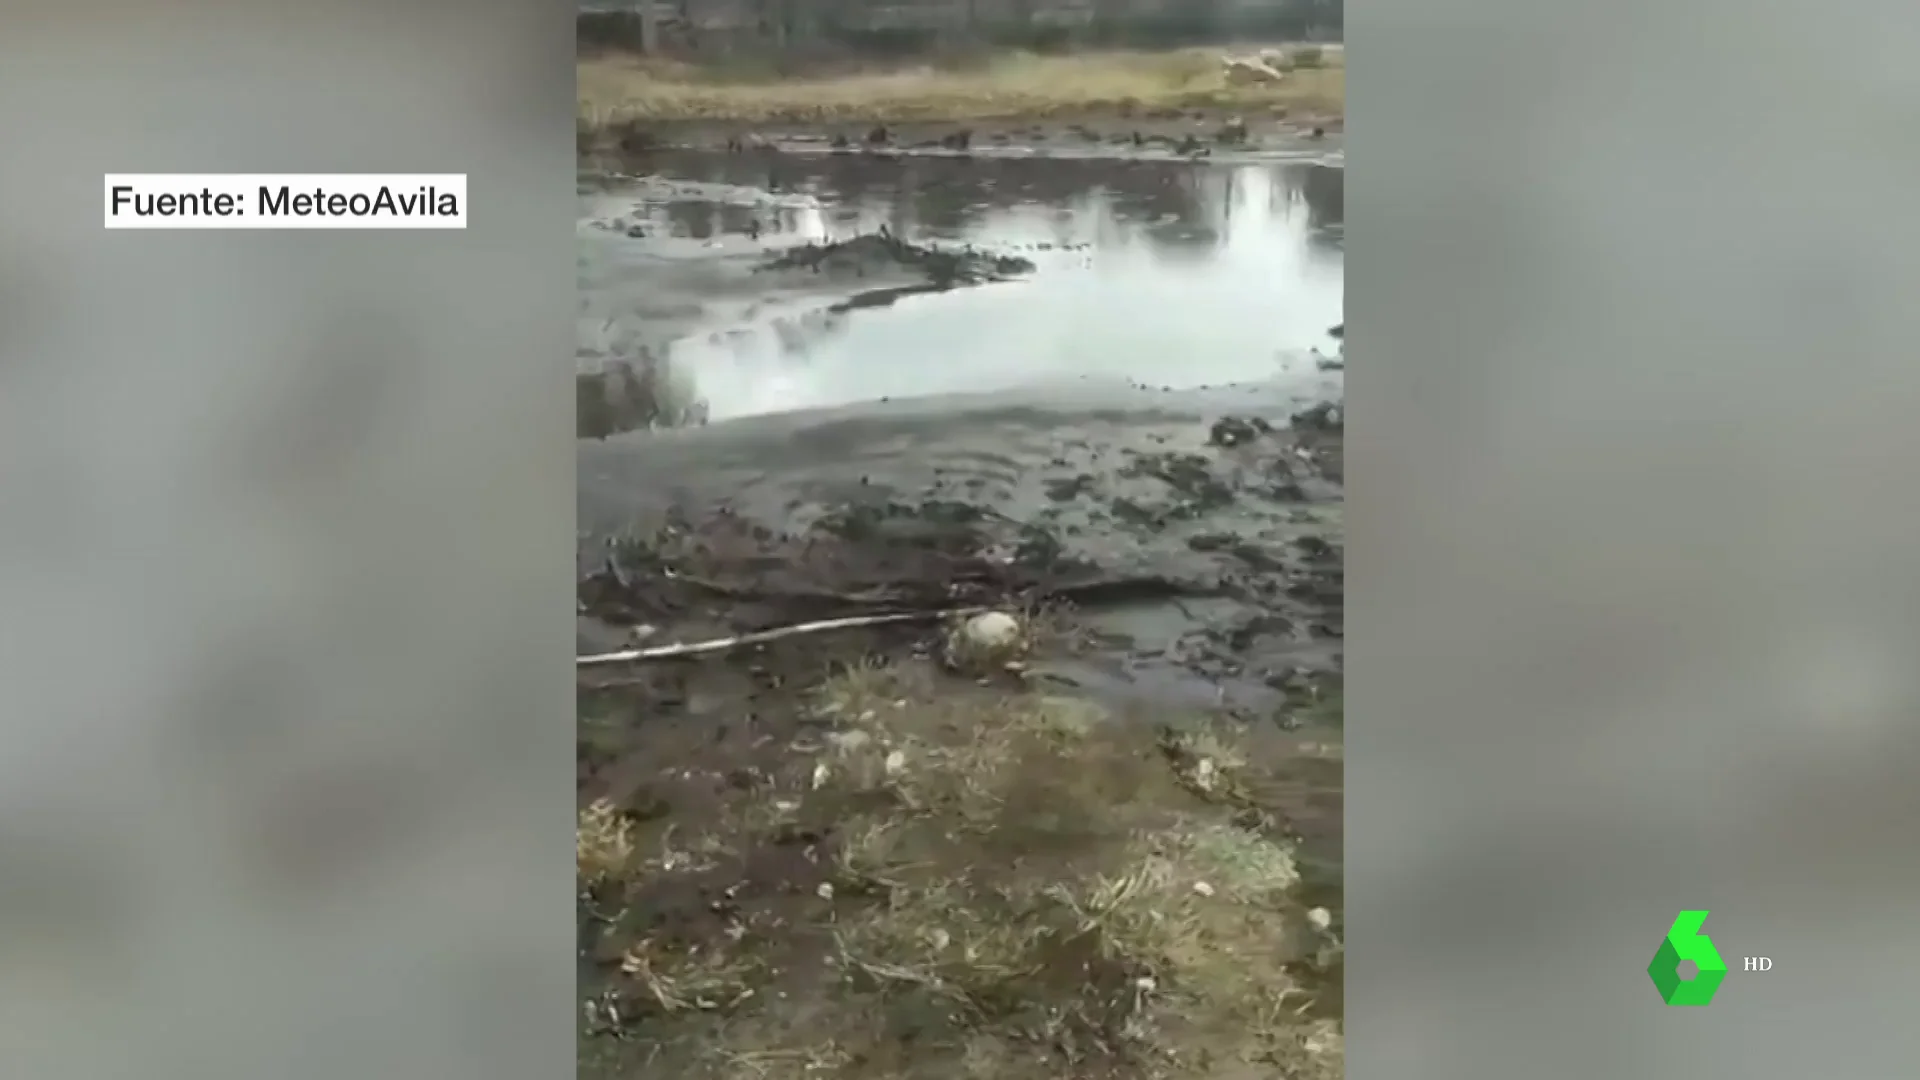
[1307,906,1333,931]
[960,611,1022,652]
[1223,55,1289,85]
[829,729,872,751]
[1192,757,1217,790]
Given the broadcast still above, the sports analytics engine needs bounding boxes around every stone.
[1223,56,1289,86]
[960,611,1021,653]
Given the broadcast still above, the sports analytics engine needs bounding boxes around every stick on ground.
[575,608,983,666]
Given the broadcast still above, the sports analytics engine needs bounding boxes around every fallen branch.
[645,567,946,608]
[576,608,984,666]
[586,566,1198,621]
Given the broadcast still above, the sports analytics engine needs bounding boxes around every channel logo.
[1647,910,1728,1005]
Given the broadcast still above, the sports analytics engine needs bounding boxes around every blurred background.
[0,3,576,1080]
[1348,0,1920,1074]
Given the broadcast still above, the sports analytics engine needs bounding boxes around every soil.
[577,395,1343,1072]
[579,385,1343,704]
[576,495,1199,811]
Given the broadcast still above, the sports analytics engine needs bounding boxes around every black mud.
[579,385,1341,720]
[756,229,1036,311]
[582,112,1345,167]
[576,391,1345,980]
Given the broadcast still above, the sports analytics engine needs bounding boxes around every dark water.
[578,152,1344,422]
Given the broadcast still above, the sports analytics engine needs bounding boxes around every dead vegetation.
[578,46,1344,126]
[577,797,639,884]
[578,657,1342,1080]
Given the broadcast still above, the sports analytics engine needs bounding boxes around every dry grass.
[577,797,637,883]
[580,659,1342,1079]
[578,46,1344,126]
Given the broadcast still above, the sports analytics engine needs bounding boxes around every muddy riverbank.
[576,387,1344,1078]
[576,149,1343,1078]
[580,382,1341,708]
[585,110,1344,165]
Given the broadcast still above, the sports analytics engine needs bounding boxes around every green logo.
[1648,910,1727,1005]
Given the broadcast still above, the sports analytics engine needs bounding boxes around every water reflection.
[583,153,1343,424]
[627,151,1343,257]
